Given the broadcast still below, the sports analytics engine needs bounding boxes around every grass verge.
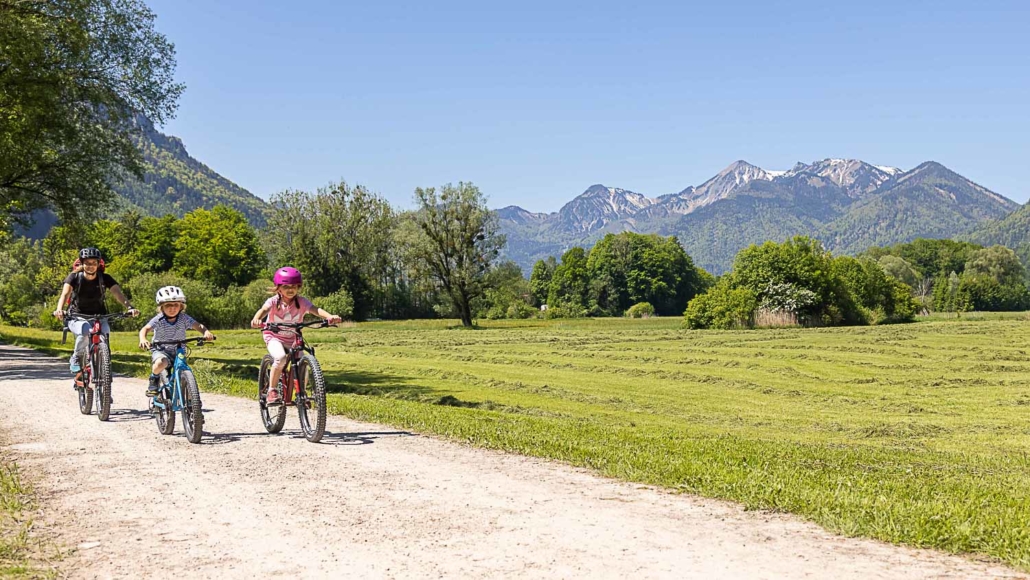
[0,456,53,579]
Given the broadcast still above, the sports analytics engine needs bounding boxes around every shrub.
[683,282,757,330]
[506,301,537,319]
[543,301,589,319]
[625,302,655,318]
[758,281,818,316]
[122,272,219,326]
[314,288,355,320]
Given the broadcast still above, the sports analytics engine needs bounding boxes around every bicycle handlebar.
[64,311,132,321]
[262,319,336,332]
[152,337,212,348]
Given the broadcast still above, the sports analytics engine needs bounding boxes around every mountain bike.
[258,320,334,443]
[148,337,211,444]
[63,312,130,421]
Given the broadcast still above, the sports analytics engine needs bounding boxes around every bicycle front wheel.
[94,341,112,421]
[180,369,204,444]
[153,380,175,436]
[296,353,327,443]
[258,355,286,434]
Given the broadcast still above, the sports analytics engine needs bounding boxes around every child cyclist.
[250,267,341,405]
[139,286,216,396]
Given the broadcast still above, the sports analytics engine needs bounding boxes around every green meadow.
[3,316,1030,569]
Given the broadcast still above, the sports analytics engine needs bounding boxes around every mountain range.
[498,159,1020,274]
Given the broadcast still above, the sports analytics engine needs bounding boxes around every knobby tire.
[95,341,112,421]
[296,353,327,443]
[180,369,204,444]
[259,355,286,434]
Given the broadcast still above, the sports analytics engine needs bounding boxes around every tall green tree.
[265,182,395,319]
[404,182,505,327]
[732,236,862,325]
[529,257,557,305]
[547,247,590,311]
[130,214,179,277]
[0,0,184,225]
[964,245,1026,286]
[173,206,265,289]
[878,255,920,288]
[587,232,707,316]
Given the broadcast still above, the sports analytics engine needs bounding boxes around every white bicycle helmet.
[155,285,187,304]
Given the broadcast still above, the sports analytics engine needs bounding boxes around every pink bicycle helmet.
[273,267,303,285]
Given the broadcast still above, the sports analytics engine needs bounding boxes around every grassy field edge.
[0,451,55,579]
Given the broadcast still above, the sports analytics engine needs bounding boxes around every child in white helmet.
[138,286,215,396]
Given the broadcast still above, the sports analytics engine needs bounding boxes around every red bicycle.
[64,312,130,421]
[258,320,334,443]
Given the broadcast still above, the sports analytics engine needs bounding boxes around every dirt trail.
[0,344,1024,579]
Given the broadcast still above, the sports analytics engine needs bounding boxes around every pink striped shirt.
[262,294,316,344]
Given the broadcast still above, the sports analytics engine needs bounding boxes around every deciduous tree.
[0,0,183,225]
[405,182,505,327]
[173,206,265,289]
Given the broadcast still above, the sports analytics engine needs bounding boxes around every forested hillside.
[114,118,268,226]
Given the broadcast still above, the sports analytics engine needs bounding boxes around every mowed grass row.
[3,316,1030,569]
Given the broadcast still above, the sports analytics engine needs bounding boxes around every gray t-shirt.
[148,313,197,347]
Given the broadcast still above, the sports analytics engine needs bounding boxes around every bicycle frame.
[67,313,124,389]
[150,339,204,412]
[151,347,189,412]
[281,336,317,406]
[261,319,327,406]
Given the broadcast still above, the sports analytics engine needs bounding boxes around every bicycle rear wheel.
[258,355,286,434]
[296,353,327,443]
[94,341,112,421]
[77,371,93,415]
[180,369,204,444]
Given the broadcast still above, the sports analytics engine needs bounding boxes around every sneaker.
[146,375,160,397]
[266,388,281,405]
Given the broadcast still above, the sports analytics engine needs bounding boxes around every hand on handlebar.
[127,308,140,317]
[53,309,66,320]
[326,315,342,325]
[203,330,216,342]
[250,318,263,329]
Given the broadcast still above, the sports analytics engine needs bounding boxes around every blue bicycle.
[149,337,210,444]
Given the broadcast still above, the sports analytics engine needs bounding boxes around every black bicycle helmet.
[79,247,102,260]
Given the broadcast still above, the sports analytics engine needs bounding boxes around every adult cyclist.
[53,247,139,387]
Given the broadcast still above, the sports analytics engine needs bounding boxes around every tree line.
[682,237,1030,329]
[0,181,512,329]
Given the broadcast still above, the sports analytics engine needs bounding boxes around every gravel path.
[0,343,1023,579]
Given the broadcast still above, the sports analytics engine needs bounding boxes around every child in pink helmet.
[250,267,341,404]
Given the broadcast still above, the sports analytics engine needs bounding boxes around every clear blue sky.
[149,0,1030,211]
